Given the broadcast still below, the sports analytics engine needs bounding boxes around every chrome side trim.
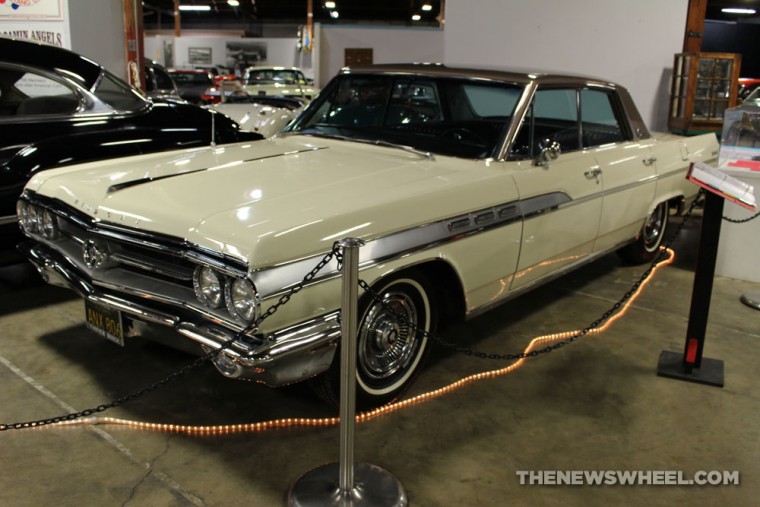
[251,197,528,297]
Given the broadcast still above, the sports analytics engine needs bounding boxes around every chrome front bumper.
[25,244,341,387]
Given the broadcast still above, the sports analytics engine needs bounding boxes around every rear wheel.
[618,201,669,264]
[309,271,435,408]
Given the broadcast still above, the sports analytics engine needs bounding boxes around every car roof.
[246,66,303,72]
[0,37,102,89]
[339,63,619,89]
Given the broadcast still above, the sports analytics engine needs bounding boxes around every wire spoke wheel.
[357,281,428,395]
[309,272,434,408]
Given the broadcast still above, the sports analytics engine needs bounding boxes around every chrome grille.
[20,192,249,330]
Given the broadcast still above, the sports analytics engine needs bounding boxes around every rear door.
[582,87,658,253]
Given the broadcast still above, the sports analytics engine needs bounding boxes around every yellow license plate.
[84,301,124,346]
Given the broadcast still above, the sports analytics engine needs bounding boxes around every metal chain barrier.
[359,190,705,361]
[0,190,707,431]
[0,245,342,432]
[723,209,760,223]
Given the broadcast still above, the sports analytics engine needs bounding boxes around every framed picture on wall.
[189,47,212,65]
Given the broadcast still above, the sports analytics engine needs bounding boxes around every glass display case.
[668,52,741,135]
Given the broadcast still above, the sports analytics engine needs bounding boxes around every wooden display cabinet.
[668,52,741,135]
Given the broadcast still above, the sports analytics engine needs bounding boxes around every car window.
[463,85,519,117]
[93,71,146,111]
[153,66,176,91]
[510,86,630,159]
[580,89,626,147]
[518,88,581,155]
[0,66,79,118]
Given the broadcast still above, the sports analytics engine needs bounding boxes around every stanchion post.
[657,191,725,387]
[339,237,361,494]
[289,238,408,507]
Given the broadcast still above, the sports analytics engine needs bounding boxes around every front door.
[509,87,603,291]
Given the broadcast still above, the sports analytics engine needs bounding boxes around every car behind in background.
[169,69,215,104]
[0,37,261,262]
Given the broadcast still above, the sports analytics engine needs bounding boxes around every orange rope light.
[50,248,675,435]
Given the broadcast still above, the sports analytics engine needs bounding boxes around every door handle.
[643,156,658,166]
[584,167,602,181]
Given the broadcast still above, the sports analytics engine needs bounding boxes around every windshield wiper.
[369,139,435,160]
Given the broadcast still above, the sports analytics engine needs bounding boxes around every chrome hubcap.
[359,291,418,382]
[643,204,666,251]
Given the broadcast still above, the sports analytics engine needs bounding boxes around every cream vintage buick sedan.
[17,64,718,406]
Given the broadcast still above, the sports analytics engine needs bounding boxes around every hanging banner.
[0,0,63,20]
[0,0,69,48]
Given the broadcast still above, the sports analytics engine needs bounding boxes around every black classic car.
[0,37,261,261]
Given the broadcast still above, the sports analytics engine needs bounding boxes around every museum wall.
[317,25,444,87]
[68,0,126,81]
[144,34,303,75]
[443,0,689,132]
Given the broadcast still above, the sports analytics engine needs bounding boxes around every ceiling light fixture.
[325,1,336,8]
[411,13,421,21]
[721,7,756,14]
[179,5,212,11]
[421,3,432,11]
[228,0,240,6]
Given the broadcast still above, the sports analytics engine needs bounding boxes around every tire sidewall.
[355,273,433,401]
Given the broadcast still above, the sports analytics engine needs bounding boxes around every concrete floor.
[1,214,759,507]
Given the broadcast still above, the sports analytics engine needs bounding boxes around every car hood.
[27,135,508,268]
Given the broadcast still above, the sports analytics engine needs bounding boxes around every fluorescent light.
[422,3,432,11]
[330,10,339,18]
[228,0,240,6]
[722,7,756,14]
[179,5,211,11]
[412,14,421,21]
[325,1,336,8]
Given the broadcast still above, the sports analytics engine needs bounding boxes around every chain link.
[0,246,340,432]
[723,209,760,223]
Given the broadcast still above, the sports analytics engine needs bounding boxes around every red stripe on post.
[685,338,699,364]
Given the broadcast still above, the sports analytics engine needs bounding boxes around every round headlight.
[226,278,258,323]
[193,266,224,308]
[42,209,60,239]
[16,200,28,231]
[27,205,42,234]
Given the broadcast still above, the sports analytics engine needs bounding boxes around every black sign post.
[657,191,725,387]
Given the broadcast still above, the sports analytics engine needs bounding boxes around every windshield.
[246,69,304,85]
[745,87,760,102]
[287,74,523,159]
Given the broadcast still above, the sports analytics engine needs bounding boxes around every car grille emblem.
[83,239,109,269]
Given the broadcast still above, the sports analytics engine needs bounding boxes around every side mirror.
[534,139,561,167]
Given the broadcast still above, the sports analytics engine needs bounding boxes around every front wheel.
[309,272,435,408]
[617,201,669,264]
